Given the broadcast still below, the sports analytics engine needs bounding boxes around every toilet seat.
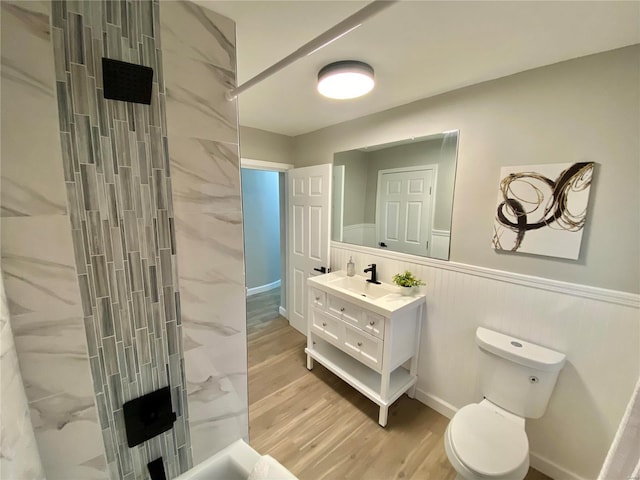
[447,403,529,478]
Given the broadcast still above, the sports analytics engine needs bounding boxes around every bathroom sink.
[327,275,396,300]
[309,271,425,317]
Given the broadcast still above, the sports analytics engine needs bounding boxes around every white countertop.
[308,271,426,317]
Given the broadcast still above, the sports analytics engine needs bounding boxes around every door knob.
[313,266,327,274]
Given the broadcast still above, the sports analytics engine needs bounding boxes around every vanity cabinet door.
[343,324,383,372]
[327,296,362,327]
[311,310,342,345]
[363,312,385,339]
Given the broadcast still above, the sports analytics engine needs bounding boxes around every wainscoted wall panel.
[331,244,639,480]
[0,278,45,480]
[0,2,108,478]
[161,1,248,466]
[50,0,191,478]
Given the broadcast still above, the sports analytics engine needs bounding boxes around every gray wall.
[294,46,640,294]
[240,126,294,164]
[242,169,281,289]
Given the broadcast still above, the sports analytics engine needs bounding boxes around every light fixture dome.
[317,61,374,99]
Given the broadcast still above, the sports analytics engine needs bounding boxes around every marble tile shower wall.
[0,2,108,478]
[1,278,45,479]
[160,2,248,465]
[49,0,192,478]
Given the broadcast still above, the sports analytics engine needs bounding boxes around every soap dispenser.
[347,257,355,277]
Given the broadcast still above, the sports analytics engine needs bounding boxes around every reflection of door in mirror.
[377,166,435,257]
[332,131,458,260]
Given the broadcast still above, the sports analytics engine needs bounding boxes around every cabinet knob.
[315,296,320,301]
[340,307,345,312]
[357,342,363,347]
[313,341,316,345]
[322,322,327,327]
[369,320,375,326]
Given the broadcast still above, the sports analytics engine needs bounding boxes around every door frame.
[241,157,294,172]
[375,164,438,255]
[241,157,293,319]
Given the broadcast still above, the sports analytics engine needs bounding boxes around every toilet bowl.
[444,400,529,480]
[444,328,566,480]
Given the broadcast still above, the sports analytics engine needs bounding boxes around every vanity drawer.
[343,324,383,372]
[327,295,362,327]
[363,312,385,339]
[311,310,342,346]
[310,288,326,309]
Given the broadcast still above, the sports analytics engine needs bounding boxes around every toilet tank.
[476,327,566,419]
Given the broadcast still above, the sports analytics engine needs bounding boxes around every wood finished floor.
[246,288,551,480]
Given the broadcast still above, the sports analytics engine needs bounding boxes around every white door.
[288,164,332,334]
[376,166,435,257]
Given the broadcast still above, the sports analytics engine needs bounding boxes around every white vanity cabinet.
[305,272,425,427]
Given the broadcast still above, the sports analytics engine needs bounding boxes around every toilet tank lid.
[476,328,566,372]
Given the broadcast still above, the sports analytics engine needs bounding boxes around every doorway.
[241,167,283,336]
[241,168,282,295]
[240,159,292,325]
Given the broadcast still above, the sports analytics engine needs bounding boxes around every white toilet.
[444,327,566,480]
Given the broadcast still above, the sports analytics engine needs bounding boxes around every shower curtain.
[0,275,44,479]
[598,376,640,480]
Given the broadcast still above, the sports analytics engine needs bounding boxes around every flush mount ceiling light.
[317,61,375,100]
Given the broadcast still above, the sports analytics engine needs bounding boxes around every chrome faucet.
[364,264,381,284]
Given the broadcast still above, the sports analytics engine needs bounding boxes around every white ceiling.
[203,1,640,137]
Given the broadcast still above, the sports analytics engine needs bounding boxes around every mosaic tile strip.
[50,1,191,478]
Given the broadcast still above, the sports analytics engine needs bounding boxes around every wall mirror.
[332,131,459,260]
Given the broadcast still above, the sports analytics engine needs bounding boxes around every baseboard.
[414,388,457,419]
[529,452,588,480]
[246,280,281,296]
[278,306,288,319]
[413,388,587,480]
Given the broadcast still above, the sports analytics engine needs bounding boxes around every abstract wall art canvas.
[492,162,595,260]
